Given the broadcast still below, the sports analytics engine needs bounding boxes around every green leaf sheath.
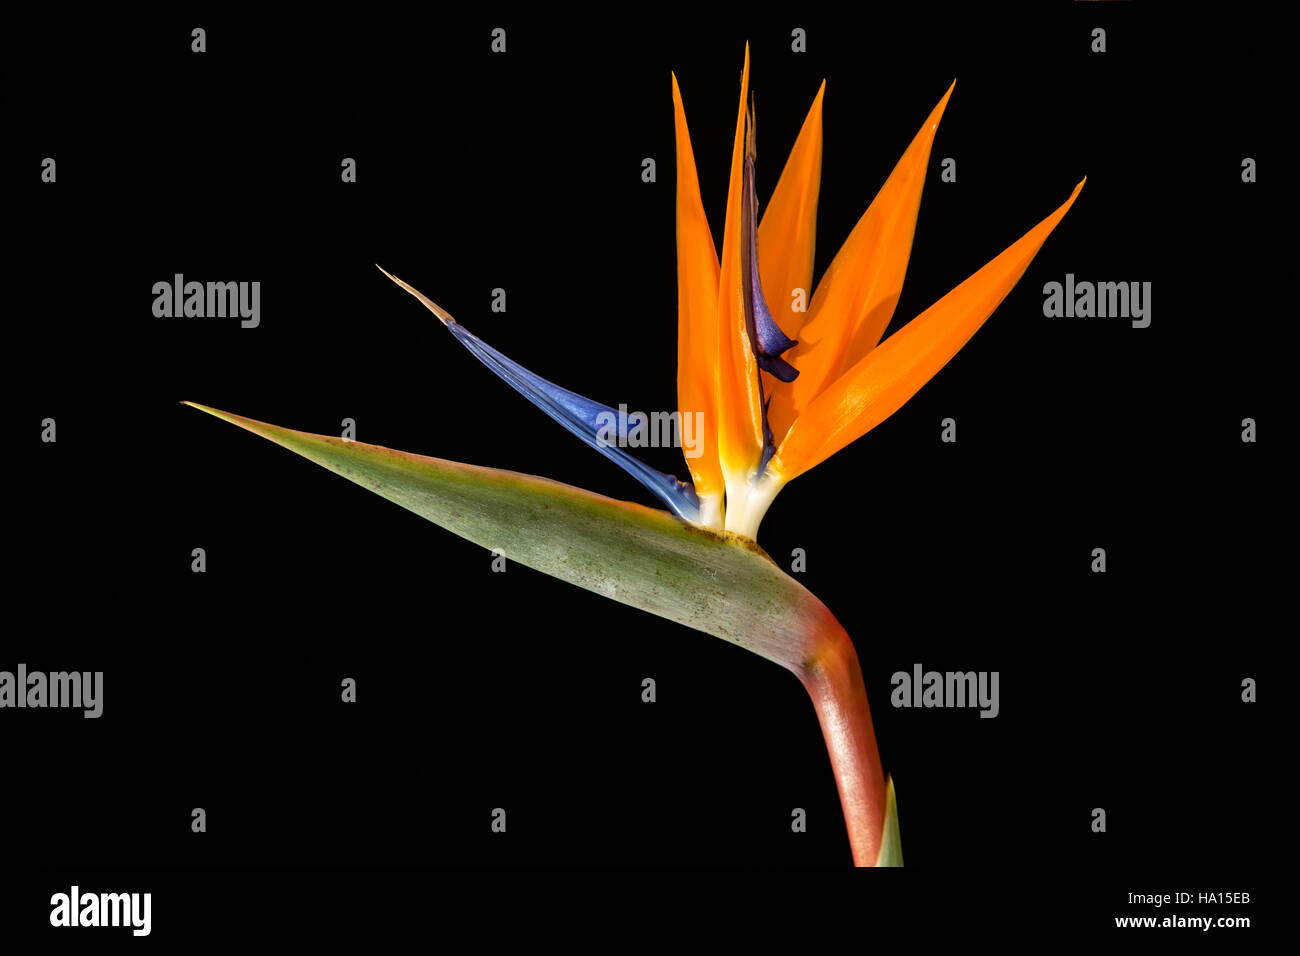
[183,403,839,671]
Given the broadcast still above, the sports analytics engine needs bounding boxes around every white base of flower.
[696,492,724,530]
[722,469,785,539]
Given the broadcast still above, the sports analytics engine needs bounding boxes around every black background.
[2,3,1279,937]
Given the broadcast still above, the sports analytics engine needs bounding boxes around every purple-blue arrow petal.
[378,267,701,522]
[743,108,799,384]
[746,159,799,383]
[740,102,799,477]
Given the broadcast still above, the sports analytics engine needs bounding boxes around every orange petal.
[773,178,1085,479]
[767,81,955,445]
[757,79,825,345]
[672,72,725,515]
[715,45,766,491]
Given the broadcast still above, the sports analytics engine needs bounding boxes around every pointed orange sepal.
[774,178,1085,479]
[767,81,956,444]
[757,79,825,346]
[715,44,767,489]
[672,72,725,510]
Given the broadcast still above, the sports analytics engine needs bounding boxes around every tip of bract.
[376,264,456,326]
[182,401,249,432]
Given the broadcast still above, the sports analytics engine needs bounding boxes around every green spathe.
[182,403,838,671]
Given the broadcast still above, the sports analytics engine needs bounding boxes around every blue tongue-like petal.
[740,103,799,477]
[746,157,800,384]
[378,267,701,523]
[447,324,702,520]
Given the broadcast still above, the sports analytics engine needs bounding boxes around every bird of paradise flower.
[186,45,1082,866]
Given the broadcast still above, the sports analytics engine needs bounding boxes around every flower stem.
[797,623,889,866]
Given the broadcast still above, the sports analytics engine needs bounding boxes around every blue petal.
[740,103,800,478]
[746,161,799,384]
[378,268,700,522]
[446,324,701,520]
[743,124,799,385]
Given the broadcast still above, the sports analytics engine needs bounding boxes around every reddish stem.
[797,625,887,866]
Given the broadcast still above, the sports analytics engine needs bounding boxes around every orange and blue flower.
[381,45,1082,541]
